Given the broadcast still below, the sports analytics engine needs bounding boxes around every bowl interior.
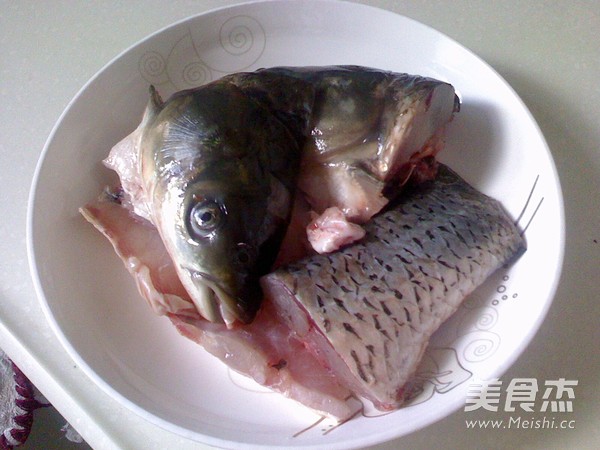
[28,1,564,448]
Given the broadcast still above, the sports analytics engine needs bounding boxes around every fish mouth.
[187,270,252,326]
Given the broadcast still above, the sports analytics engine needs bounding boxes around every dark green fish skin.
[262,164,525,410]
[136,66,458,325]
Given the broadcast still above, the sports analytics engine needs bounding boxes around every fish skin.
[262,164,525,410]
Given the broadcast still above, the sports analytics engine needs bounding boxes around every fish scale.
[262,164,525,410]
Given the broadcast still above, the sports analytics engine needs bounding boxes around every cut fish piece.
[261,164,525,410]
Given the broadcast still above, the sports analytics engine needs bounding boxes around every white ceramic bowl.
[28,1,564,448]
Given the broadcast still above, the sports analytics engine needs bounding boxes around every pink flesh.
[260,275,375,407]
[80,194,355,420]
[169,301,355,419]
[306,207,366,254]
[80,193,197,318]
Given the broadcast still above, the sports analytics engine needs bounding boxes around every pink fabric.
[0,350,48,448]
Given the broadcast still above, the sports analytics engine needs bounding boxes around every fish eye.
[188,199,224,239]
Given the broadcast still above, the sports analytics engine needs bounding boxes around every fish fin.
[140,85,164,127]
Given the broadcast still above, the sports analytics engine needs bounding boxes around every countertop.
[1,1,599,448]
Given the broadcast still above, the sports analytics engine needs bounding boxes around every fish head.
[173,176,284,326]
[139,83,298,326]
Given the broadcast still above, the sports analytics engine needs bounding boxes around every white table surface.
[1,1,599,448]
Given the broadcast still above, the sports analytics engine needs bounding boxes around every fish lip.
[186,269,248,325]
